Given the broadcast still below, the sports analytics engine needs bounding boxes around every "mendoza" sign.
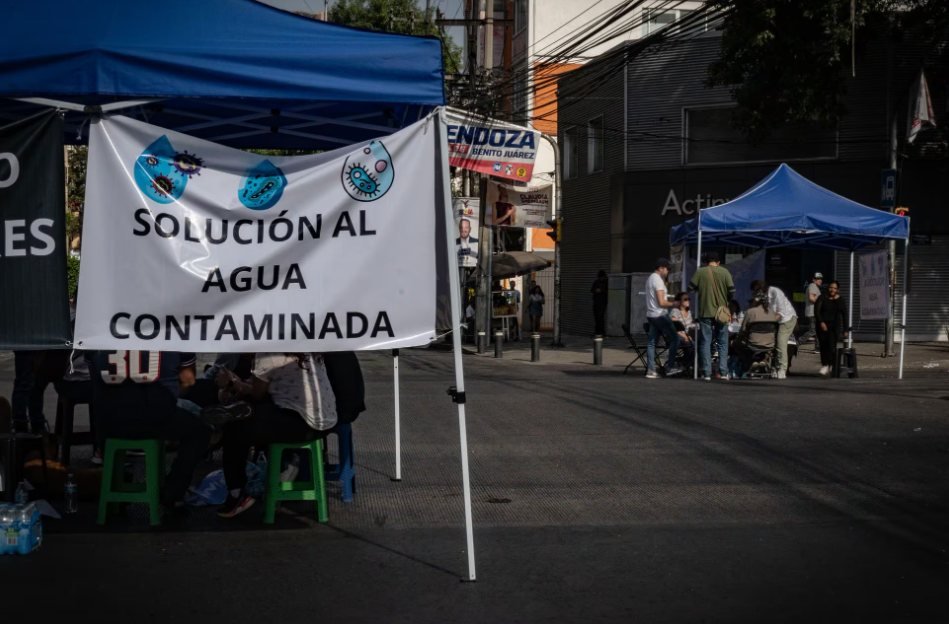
[445,109,539,182]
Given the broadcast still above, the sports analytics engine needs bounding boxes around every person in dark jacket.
[591,270,609,337]
[814,280,849,376]
[323,351,366,424]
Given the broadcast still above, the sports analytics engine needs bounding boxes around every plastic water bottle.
[0,505,13,555]
[15,481,29,505]
[64,473,79,514]
[17,506,33,555]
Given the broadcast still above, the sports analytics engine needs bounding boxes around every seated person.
[215,353,338,518]
[669,292,696,366]
[731,291,780,376]
[87,350,211,512]
[180,353,255,412]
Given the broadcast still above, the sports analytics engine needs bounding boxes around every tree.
[329,0,462,75]
[706,0,949,141]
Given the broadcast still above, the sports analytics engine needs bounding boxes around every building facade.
[558,35,948,340]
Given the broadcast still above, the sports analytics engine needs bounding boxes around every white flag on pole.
[907,69,936,144]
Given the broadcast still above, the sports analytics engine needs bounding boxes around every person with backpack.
[688,251,736,381]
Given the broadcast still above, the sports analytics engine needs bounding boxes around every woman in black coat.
[814,280,849,375]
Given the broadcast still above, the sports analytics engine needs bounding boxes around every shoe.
[713,372,722,380]
[201,401,253,427]
[645,371,659,379]
[703,375,711,381]
[217,494,256,518]
[776,370,787,379]
[90,450,103,466]
[819,365,831,376]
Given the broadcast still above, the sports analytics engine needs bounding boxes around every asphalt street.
[1,345,948,623]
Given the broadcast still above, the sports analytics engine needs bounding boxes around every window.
[685,107,837,165]
[515,0,527,34]
[587,117,604,173]
[563,127,578,179]
[644,8,694,35]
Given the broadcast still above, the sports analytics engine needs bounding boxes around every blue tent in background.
[0,0,444,149]
[669,164,909,249]
[669,163,911,379]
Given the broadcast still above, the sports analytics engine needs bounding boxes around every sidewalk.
[461,333,949,377]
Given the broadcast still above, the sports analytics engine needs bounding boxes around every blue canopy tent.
[0,0,444,148]
[0,1,481,580]
[670,164,911,378]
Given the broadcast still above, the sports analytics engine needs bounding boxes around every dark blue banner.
[0,111,70,348]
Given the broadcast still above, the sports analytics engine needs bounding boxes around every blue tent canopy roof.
[669,164,909,250]
[0,0,444,148]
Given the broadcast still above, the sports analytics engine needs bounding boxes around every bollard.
[531,333,541,362]
[494,331,503,358]
[477,331,486,354]
[593,337,603,366]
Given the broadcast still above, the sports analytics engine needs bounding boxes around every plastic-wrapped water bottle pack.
[0,502,43,555]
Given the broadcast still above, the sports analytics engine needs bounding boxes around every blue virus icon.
[238,160,287,211]
[134,136,191,204]
[341,140,394,202]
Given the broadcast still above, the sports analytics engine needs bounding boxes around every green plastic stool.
[264,439,328,524]
[97,438,165,526]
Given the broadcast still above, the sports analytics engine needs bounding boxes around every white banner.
[453,197,480,268]
[75,116,438,351]
[485,180,552,228]
[859,250,890,320]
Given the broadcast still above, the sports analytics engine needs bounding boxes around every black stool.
[834,347,859,378]
[54,395,95,466]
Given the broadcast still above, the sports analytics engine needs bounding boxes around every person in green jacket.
[688,251,736,380]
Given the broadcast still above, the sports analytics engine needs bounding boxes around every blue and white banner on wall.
[75,115,438,351]
[859,250,890,320]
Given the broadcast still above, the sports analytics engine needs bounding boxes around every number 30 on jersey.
[101,350,162,384]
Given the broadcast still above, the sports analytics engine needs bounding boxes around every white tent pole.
[848,251,854,349]
[693,212,702,380]
[392,348,402,481]
[898,220,911,379]
[437,108,477,581]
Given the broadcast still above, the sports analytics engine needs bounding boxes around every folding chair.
[622,323,666,374]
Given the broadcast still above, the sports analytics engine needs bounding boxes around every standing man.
[591,270,609,337]
[688,251,735,381]
[645,258,682,379]
[507,280,522,340]
[802,272,823,345]
[752,280,797,379]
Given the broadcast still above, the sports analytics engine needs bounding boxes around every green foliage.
[706,0,948,141]
[329,0,462,74]
[66,253,80,300]
[66,145,87,248]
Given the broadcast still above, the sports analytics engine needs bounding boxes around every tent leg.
[437,109,477,581]
[847,252,854,350]
[393,349,401,481]
[693,222,702,379]
[898,223,910,379]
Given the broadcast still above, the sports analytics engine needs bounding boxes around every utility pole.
[477,0,495,348]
